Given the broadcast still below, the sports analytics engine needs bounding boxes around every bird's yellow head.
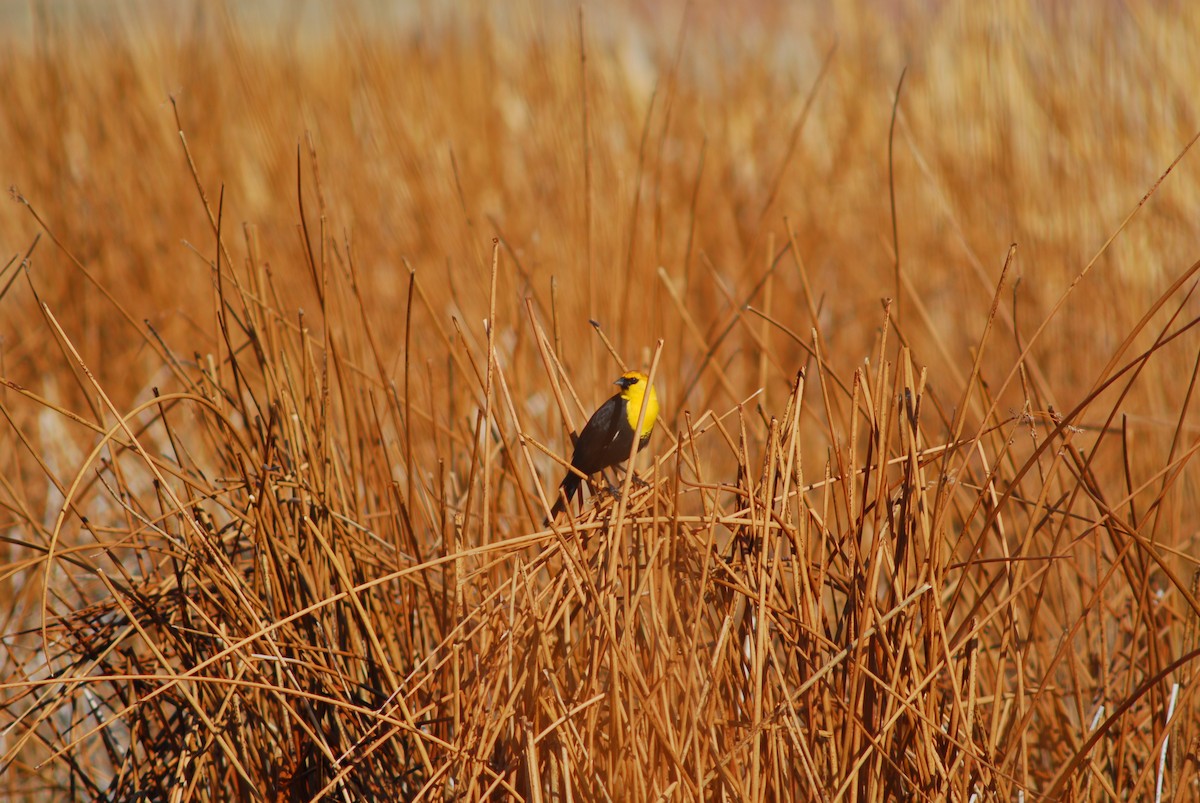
[615,371,659,440]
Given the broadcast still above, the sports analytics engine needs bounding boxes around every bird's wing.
[572,394,625,473]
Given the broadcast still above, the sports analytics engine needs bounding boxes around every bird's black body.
[549,377,653,520]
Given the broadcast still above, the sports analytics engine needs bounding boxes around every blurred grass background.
[2,1,1200,799]
[4,1,1198,403]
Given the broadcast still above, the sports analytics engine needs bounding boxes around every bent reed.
[2,4,1200,801]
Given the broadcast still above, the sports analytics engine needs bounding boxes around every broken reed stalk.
[3,8,1200,798]
[4,199,1198,800]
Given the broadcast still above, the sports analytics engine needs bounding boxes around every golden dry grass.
[3,1,1200,800]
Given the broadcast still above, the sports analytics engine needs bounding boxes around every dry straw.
[2,3,1200,801]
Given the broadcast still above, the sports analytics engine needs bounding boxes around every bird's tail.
[547,473,582,523]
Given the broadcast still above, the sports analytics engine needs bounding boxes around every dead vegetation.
[3,2,1200,800]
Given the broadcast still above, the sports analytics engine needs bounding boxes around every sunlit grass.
[2,2,1200,800]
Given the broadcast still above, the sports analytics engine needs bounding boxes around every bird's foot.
[605,476,651,500]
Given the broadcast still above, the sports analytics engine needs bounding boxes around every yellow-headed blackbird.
[548,370,659,519]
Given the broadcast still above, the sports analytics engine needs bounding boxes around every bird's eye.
[627,377,639,385]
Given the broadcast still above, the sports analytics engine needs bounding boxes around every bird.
[548,370,659,520]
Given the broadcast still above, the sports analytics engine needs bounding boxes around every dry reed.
[2,2,1200,800]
